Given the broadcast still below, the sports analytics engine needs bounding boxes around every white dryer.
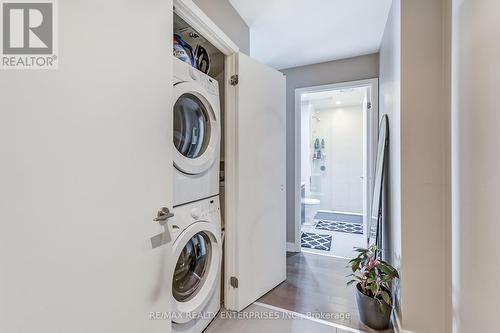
[169,196,222,333]
[173,57,221,207]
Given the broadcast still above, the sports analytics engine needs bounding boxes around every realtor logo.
[1,0,58,69]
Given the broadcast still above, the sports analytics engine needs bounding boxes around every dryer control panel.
[201,76,218,95]
[189,67,218,96]
[174,56,219,96]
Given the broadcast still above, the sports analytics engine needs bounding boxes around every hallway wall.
[400,0,450,331]
[452,0,500,332]
[379,0,401,267]
[379,0,451,332]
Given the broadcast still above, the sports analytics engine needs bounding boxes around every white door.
[0,1,174,332]
[225,53,287,311]
[362,94,369,237]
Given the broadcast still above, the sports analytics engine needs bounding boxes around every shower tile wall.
[300,101,312,196]
[305,104,364,215]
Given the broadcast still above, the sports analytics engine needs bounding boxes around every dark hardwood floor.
[257,252,393,333]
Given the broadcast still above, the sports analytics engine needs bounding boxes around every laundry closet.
[166,1,287,332]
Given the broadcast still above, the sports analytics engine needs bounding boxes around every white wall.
[400,0,450,331]
[282,54,380,243]
[379,0,451,332]
[310,106,364,214]
[452,0,499,332]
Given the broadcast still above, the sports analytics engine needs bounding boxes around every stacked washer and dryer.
[170,57,223,333]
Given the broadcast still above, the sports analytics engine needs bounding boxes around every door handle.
[150,207,174,249]
[154,207,174,225]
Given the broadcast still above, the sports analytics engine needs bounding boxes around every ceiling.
[302,87,367,109]
[229,0,392,69]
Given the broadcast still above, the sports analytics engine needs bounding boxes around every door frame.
[172,0,238,241]
[173,0,239,55]
[292,79,379,252]
[173,0,245,312]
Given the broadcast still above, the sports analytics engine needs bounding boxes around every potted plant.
[347,245,399,330]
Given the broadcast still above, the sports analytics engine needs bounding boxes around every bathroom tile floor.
[301,222,366,259]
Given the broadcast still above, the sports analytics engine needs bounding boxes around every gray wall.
[379,0,402,322]
[379,0,401,270]
[281,54,380,244]
[193,0,250,54]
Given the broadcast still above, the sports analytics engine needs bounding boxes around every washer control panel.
[170,196,221,240]
[190,208,201,219]
[189,197,220,221]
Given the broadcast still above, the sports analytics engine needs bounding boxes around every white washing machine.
[173,57,221,207]
[169,196,222,333]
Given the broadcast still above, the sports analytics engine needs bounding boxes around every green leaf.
[377,298,387,313]
[379,261,399,278]
[349,257,361,265]
[347,280,357,286]
[352,260,361,272]
[381,290,392,307]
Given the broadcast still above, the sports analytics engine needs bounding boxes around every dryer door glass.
[172,232,212,302]
[173,93,212,159]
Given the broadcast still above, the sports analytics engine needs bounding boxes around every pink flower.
[367,257,381,271]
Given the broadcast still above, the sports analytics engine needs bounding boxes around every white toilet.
[303,198,320,226]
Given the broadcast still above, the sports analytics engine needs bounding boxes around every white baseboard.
[286,242,301,252]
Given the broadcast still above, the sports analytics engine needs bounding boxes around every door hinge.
[230,74,239,86]
[230,276,239,288]
[367,102,372,109]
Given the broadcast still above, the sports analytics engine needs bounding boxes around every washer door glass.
[172,232,212,302]
[173,93,212,159]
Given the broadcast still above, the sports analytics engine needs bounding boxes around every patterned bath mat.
[301,232,332,252]
[315,220,363,235]
[315,211,363,224]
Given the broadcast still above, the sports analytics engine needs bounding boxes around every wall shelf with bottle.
[312,137,327,161]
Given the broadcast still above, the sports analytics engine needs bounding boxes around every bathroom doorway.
[293,79,378,258]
